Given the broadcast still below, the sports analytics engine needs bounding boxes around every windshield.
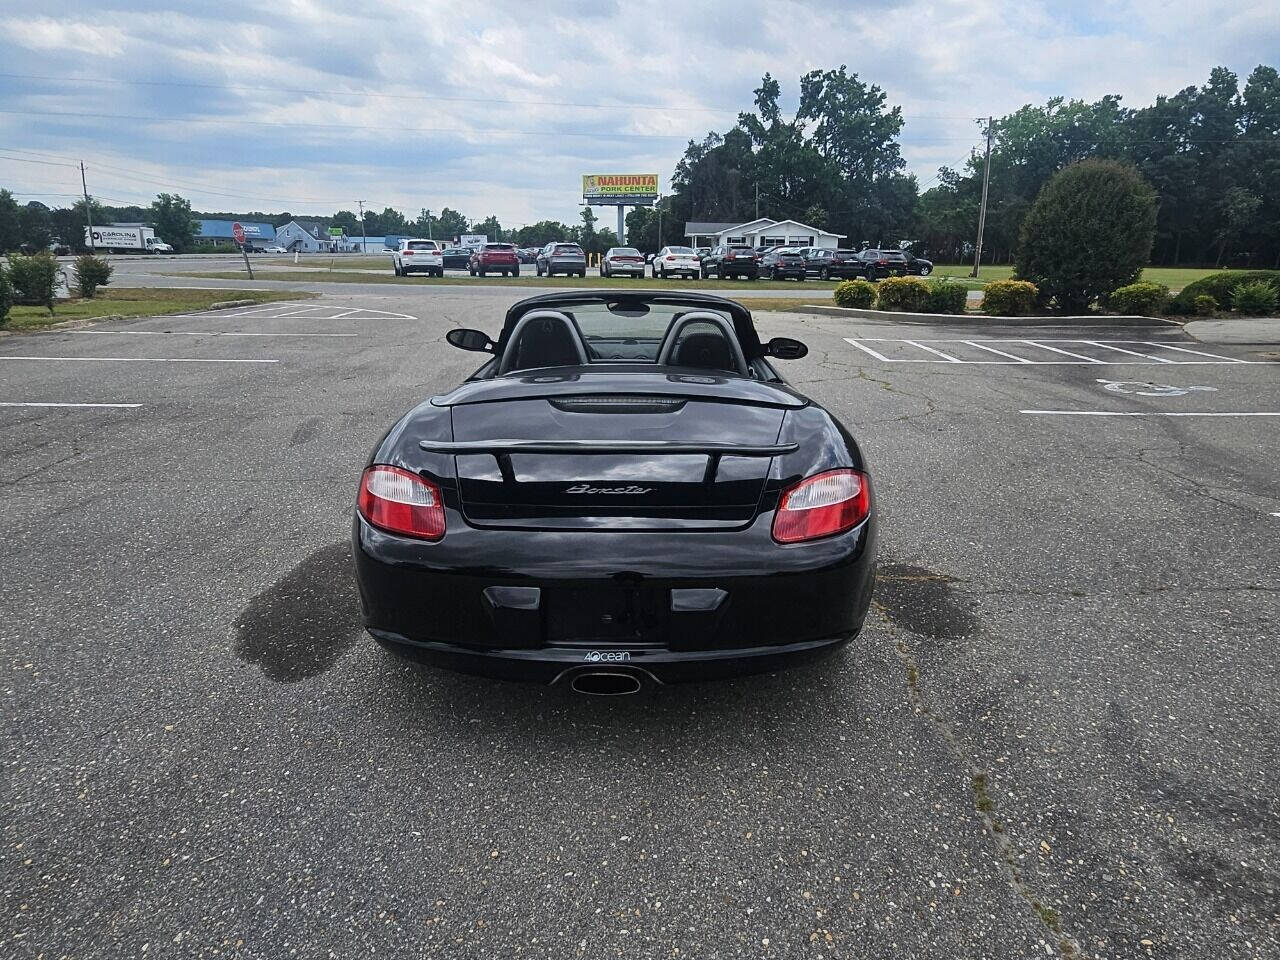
[485,243,514,251]
[609,248,641,256]
[666,246,695,254]
[553,244,583,254]
[406,241,436,250]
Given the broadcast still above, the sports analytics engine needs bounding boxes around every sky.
[0,0,1275,227]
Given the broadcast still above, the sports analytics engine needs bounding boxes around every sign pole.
[617,204,625,251]
[239,243,254,279]
[231,221,253,279]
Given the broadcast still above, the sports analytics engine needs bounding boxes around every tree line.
[4,61,1274,265]
[658,63,1280,268]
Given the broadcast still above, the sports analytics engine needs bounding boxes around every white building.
[684,217,846,250]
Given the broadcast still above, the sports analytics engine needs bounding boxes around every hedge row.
[1166,271,1280,315]
[832,277,967,314]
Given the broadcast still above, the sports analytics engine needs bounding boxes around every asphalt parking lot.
[2,290,1277,958]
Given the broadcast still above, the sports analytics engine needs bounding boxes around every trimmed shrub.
[924,280,968,314]
[874,275,930,312]
[1167,271,1280,314]
[1015,159,1156,312]
[981,279,1038,316]
[73,255,113,298]
[1192,294,1218,316]
[832,278,876,309]
[0,264,11,327]
[1231,280,1279,316]
[6,251,61,314]
[1106,281,1168,316]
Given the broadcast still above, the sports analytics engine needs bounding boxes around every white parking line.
[1021,341,1104,362]
[843,338,894,362]
[0,401,141,408]
[66,330,357,338]
[1079,341,1174,363]
[1021,410,1280,417]
[962,340,1032,362]
[0,355,279,364]
[1141,342,1248,361]
[903,339,962,361]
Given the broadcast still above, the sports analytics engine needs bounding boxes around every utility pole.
[971,116,994,278]
[755,183,760,220]
[81,161,95,253]
[356,199,368,253]
[656,196,662,250]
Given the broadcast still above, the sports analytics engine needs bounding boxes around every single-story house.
[196,219,276,250]
[275,220,340,253]
[684,217,846,250]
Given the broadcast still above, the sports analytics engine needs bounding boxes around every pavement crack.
[882,612,1083,957]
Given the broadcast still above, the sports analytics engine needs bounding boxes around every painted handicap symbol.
[1096,379,1218,397]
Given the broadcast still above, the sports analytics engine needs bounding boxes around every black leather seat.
[671,330,737,372]
[508,317,583,371]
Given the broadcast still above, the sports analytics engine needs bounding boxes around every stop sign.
[231,222,246,245]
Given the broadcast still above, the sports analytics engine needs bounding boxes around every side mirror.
[766,337,808,360]
[446,328,494,353]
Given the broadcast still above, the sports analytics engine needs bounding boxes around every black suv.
[800,248,865,280]
[759,248,807,281]
[857,249,909,280]
[904,253,933,276]
[701,245,759,280]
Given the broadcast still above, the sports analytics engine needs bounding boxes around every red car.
[469,243,520,277]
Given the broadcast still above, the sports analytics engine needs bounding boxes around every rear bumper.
[353,512,876,683]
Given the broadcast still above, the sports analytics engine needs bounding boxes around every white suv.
[394,239,443,278]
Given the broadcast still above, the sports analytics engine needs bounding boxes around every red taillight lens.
[403,250,414,256]
[771,469,870,544]
[358,465,445,541]
[665,255,675,261]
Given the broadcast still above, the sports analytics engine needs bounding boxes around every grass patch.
[188,269,838,293]
[931,264,1243,293]
[259,254,390,269]
[2,287,317,332]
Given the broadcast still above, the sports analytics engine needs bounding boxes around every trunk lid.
[445,381,793,530]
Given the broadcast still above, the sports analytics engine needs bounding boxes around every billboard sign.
[459,234,488,250]
[582,174,658,206]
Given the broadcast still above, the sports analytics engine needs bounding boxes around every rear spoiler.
[419,439,796,456]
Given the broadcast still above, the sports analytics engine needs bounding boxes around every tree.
[471,215,503,241]
[1015,159,1157,311]
[514,220,570,246]
[19,202,52,251]
[332,210,360,234]
[149,193,197,253]
[0,189,21,252]
[48,197,106,252]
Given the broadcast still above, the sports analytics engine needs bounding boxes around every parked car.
[856,248,909,280]
[701,245,759,280]
[536,242,586,278]
[695,247,711,258]
[264,245,288,254]
[394,238,444,277]
[904,253,934,276]
[353,290,876,690]
[469,242,521,277]
[798,248,865,280]
[517,248,539,264]
[601,247,646,278]
[441,247,472,269]
[651,246,702,280]
[760,248,808,281]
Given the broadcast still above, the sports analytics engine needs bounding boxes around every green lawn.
[931,264,1241,293]
[2,287,317,332]
[259,254,390,269]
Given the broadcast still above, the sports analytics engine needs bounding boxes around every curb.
[207,299,260,310]
[790,304,1182,327]
[0,314,126,338]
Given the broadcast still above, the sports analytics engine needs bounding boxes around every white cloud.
[0,0,1274,223]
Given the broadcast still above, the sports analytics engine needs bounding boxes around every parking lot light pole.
[356,200,368,254]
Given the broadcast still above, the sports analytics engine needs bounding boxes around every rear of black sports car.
[352,368,877,690]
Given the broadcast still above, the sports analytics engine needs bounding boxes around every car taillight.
[665,255,675,261]
[358,465,445,541]
[771,469,870,544]
[403,250,414,256]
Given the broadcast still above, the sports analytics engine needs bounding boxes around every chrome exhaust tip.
[566,669,646,696]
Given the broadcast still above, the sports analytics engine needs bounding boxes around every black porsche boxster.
[353,291,876,693]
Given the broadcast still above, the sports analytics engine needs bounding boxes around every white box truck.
[84,225,166,253]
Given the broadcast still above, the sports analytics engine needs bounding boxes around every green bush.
[0,264,11,327]
[72,255,113,298]
[1231,280,1279,315]
[1015,159,1156,312]
[1106,281,1168,316]
[6,251,61,314]
[981,279,1039,316]
[874,275,931,312]
[832,278,876,308]
[1166,270,1280,314]
[923,280,967,314]
[1192,294,1218,316]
